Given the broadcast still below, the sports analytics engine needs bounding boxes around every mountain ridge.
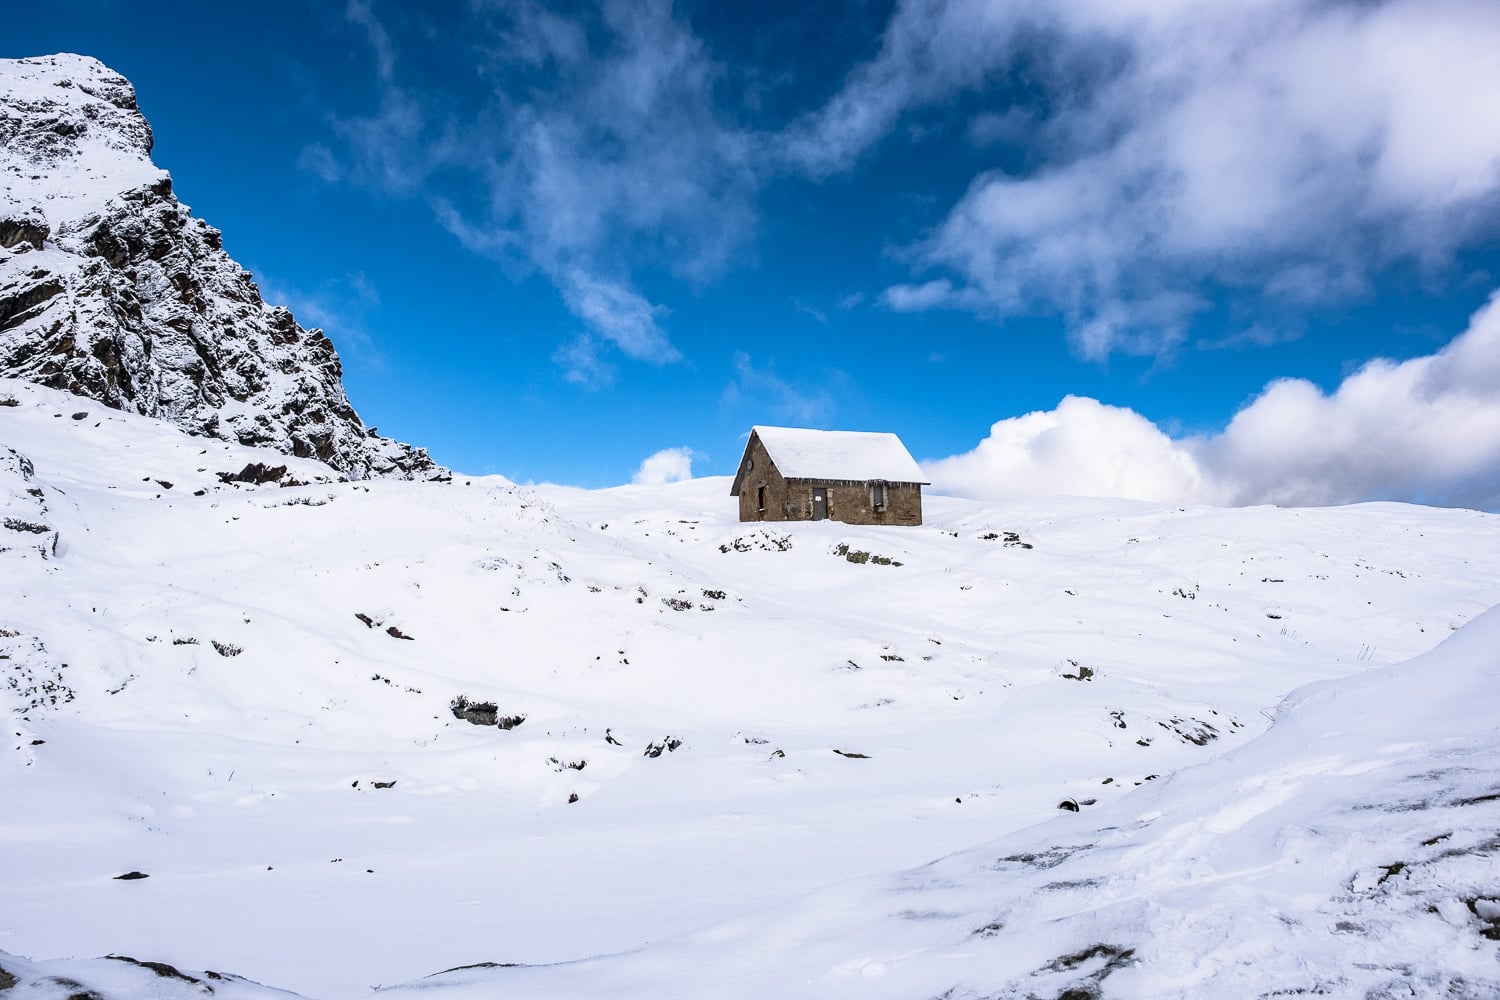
[0,53,442,481]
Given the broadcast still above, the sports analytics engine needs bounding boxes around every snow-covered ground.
[3,375,1499,998]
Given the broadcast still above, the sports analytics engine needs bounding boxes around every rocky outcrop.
[0,54,442,480]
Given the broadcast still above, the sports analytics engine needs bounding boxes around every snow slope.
[3,376,1499,997]
[391,605,1500,999]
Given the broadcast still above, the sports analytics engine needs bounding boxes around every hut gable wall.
[735,431,800,522]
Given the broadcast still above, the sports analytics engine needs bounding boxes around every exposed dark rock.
[112,871,149,880]
[432,961,525,975]
[0,215,49,251]
[449,695,525,729]
[104,956,200,985]
[644,737,683,758]
[42,978,102,1000]
[217,463,287,486]
[1061,660,1095,681]
[1042,943,1137,989]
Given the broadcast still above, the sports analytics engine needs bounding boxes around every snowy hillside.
[3,376,1500,998]
[0,54,439,480]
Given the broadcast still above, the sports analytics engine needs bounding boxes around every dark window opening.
[756,485,766,512]
[871,482,887,510]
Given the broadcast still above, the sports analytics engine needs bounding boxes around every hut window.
[871,482,887,510]
[757,485,766,512]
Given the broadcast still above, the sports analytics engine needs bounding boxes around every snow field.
[4,377,1500,997]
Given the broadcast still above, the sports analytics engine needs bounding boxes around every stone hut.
[731,426,928,526]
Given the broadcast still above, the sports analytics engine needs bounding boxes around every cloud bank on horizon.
[925,291,1500,510]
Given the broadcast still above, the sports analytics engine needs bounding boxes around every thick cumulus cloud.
[924,396,1224,505]
[816,0,1500,357]
[1207,292,1500,508]
[927,293,1500,510]
[632,446,698,485]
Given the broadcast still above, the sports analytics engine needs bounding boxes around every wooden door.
[812,487,827,520]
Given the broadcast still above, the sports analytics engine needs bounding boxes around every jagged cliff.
[0,53,443,480]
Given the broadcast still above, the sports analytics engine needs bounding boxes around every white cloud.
[721,353,834,426]
[882,279,958,312]
[552,336,615,390]
[320,0,752,377]
[777,0,1034,177]
[559,270,679,365]
[457,0,755,374]
[925,395,1223,505]
[632,446,698,485]
[1207,290,1500,509]
[926,292,1500,511]
[799,0,1500,357]
[251,270,385,368]
[345,0,395,84]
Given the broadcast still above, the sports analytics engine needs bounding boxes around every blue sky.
[8,0,1500,507]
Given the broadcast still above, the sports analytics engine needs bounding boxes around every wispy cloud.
[309,0,1500,384]
[559,270,679,364]
[251,268,387,369]
[552,336,615,390]
[345,0,395,84]
[313,0,755,382]
[311,2,444,196]
[926,291,1500,511]
[882,278,958,312]
[793,0,1500,359]
[776,0,1035,177]
[721,352,834,426]
[794,300,828,324]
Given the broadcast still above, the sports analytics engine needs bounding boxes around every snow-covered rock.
[0,54,441,481]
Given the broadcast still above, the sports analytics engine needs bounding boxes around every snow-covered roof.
[751,425,928,483]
